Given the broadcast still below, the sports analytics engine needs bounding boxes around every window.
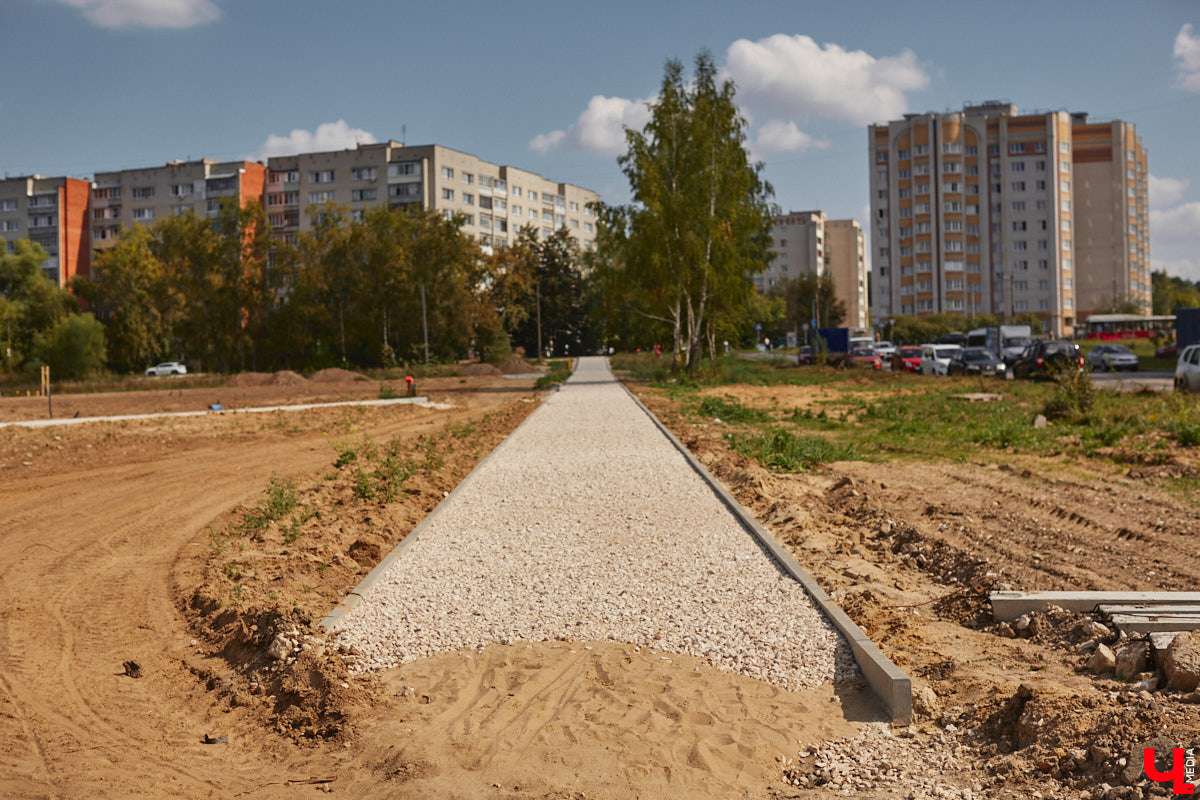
[1039,259,1049,270]
[913,144,929,155]
[389,162,420,177]
[495,179,506,192]
[1012,241,1028,251]
[462,172,474,185]
[479,196,493,210]
[1014,300,1029,311]
[479,176,493,189]
[1063,277,1073,289]
[899,226,912,238]
[1034,141,1046,153]
[1038,279,1049,291]
[529,208,537,219]
[584,222,593,233]
[943,142,962,154]
[569,201,579,212]
[1,219,18,232]
[389,183,421,199]
[543,210,553,222]
[945,239,963,252]
[308,191,334,203]
[876,151,888,162]
[897,169,911,179]
[1036,180,1047,191]
[989,144,1000,155]
[29,214,55,228]
[131,186,155,199]
[900,246,913,256]
[512,186,521,197]
[945,220,963,232]
[351,188,376,202]
[965,145,978,156]
[942,181,961,193]
[966,165,979,175]
[29,194,56,208]
[914,163,930,176]
[570,219,579,229]
[308,170,334,183]
[916,182,930,194]
[1061,219,1071,231]
[1039,220,1048,230]
[462,192,474,205]
[898,149,910,159]
[947,298,965,310]
[351,167,376,181]
[915,221,931,233]
[966,205,979,215]
[1011,161,1025,173]
[1060,160,1070,173]
[943,200,962,212]
[968,185,980,195]
[1013,221,1026,231]
[350,209,364,222]
[443,188,455,201]
[0,199,17,211]
[967,224,980,235]
[441,167,454,179]
[1061,198,1071,211]
[916,241,931,253]
[899,207,913,218]
[917,280,933,291]
[1011,181,1026,192]
[898,188,912,199]
[1014,260,1029,271]
[479,214,493,230]
[1060,142,1070,153]
[512,204,521,215]
[1038,239,1049,250]
[1012,201,1025,212]
[132,208,154,221]
[171,183,193,197]
[1062,239,1072,250]
[1035,160,1046,171]
[967,243,981,254]
[528,190,537,201]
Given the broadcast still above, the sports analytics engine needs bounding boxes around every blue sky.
[4,0,1200,281]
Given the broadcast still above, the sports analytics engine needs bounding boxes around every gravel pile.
[333,356,854,691]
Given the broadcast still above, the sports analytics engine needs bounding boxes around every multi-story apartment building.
[868,102,1148,336]
[0,175,91,287]
[90,159,266,248]
[265,141,600,250]
[758,211,869,330]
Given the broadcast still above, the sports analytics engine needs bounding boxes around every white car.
[873,340,897,360]
[919,344,962,376]
[145,361,187,376]
[1177,345,1200,393]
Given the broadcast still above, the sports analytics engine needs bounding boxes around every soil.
[2,369,1198,799]
[635,380,1200,798]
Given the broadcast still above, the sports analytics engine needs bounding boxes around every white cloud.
[57,0,220,28]
[529,94,654,155]
[249,121,377,161]
[1151,201,1200,281]
[1149,174,1190,209]
[723,34,930,126]
[1175,23,1200,91]
[751,120,829,155]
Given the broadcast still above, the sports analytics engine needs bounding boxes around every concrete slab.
[991,591,1200,622]
[1109,615,1200,634]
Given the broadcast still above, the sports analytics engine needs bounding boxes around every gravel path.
[333,356,854,691]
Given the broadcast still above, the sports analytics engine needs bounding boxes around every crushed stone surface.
[333,356,855,691]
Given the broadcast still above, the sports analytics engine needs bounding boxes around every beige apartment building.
[265,141,600,251]
[0,174,91,287]
[90,159,265,248]
[868,102,1148,336]
[758,211,868,330]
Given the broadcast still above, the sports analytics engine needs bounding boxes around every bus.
[1079,314,1176,340]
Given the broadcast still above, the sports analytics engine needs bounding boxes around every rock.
[202,733,228,745]
[266,633,291,661]
[1033,414,1048,429]
[1115,641,1149,680]
[1091,643,1117,674]
[1090,745,1113,765]
[1077,620,1112,639]
[1132,672,1159,693]
[996,622,1016,638]
[913,685,939,717]
[1125,736,1178,786]
[1015,614,1032,632]
[1161,630,1200,692]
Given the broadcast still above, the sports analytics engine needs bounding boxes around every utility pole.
[536,282,543,361]
[420,282,429,365]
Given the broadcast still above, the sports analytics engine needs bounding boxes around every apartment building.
[90,159,266,248]
[0,175,91,287]
[265,141,600,250]
[758,211,868,330]
[868,102,1148,336]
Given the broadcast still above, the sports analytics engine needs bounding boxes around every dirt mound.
[460,362,502,376]
[498,355,537,374]
[269,370,308,386]
[225,371,274,387]
[309,367,368,382]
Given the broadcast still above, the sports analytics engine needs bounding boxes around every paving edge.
[616,372,913,726]
[315,366,572,633]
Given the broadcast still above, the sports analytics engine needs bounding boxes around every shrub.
[32,313,107,380]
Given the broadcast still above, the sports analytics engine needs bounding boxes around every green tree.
[1152,269,1200,316]
[771,272,845,340]
[608,51,774,371]
[32,312,107,379]
[0,238,75,371]
[510,228,592,358]
[74,225,177,372]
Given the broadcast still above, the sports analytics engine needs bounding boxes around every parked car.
[1086,343,1139,372]
[873,340,897,359]
[891,346,925,373]
[920,344,962,376]
[947,347,1007,377]
[145,361,187,376]
[1156,343,1178,359]
[1177,344,1200,392]
[936,332,967,347]
[848,347,882,369]
[1011,340,1084,380]
[796,345,814,366]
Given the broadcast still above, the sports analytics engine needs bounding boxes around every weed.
[224,561,243,581]
[1042,366,1097,421]
[378,382,398,400]
[728,428,858,472]
[696,395,771,424]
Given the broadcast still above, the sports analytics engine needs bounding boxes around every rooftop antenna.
[402,124,406,145]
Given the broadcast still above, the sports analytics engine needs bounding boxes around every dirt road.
[0,376,534,799]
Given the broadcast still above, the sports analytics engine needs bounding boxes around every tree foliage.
[0,238,75,371]
[1152,269,1200,316]
[32,312,107,379]
[598,51,775,371]
[770,272,846,339]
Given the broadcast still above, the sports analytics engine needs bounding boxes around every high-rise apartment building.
[759,211,868,330]
[90,159,266,248]
[0,175,91,287]
[868,102,1148,336]
[265,141,600,250]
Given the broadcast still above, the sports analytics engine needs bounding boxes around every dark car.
[796,345,814,365]
[936,331,967,347]
[1011,340,1084,380]
[1156,343,1177,359]
[890,346,925,372]
[947,347,1007,377]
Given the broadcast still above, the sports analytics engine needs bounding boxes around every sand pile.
[309,368,367,382]
[225,372,273,387]
[498,355,537,375]
[270,370,308,386]
[460,363,502,376]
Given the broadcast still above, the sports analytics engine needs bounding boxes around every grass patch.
[696,395,771,424]
[535,359,571,389]
[728,427,859,472]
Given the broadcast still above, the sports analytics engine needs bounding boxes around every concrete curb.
[0,395,435,429]
[615,369,912,725]
[316,366,572,633]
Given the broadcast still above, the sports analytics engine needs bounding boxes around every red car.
[849,347,882,369]
[890,346,925,372]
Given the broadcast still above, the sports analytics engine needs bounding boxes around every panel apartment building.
[868,102,1148,336]
[264,141,600,250]
[0,175,91,287]
[756,211,868,330]
[90,159,266,248]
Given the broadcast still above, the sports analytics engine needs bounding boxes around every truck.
[966,325,1033,365]
[809,327,873,365]
[1177,308,1200,351]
